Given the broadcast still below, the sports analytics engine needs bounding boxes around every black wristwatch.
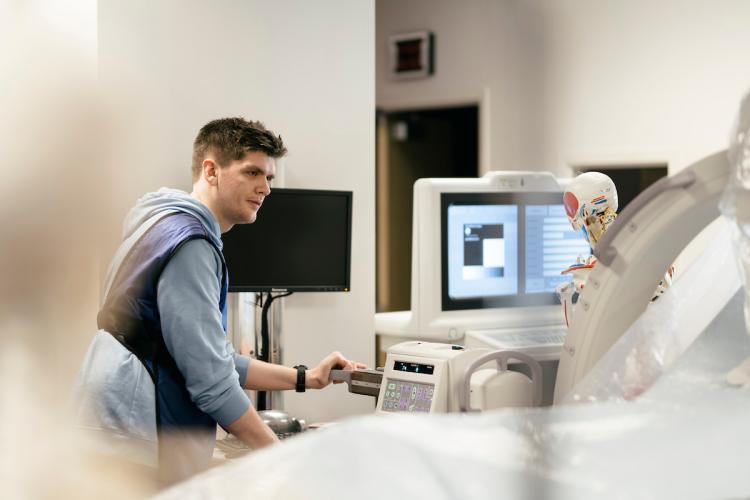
[293,365,308,392]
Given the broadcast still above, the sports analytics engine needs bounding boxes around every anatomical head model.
[557,172,673,327]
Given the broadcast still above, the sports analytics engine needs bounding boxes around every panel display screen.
[381,379,434,413]
[441,192,590,311]
[393,360,435,375]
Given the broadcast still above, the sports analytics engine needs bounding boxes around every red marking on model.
[563,191,579,219]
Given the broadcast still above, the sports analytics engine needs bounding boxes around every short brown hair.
[192,117,287,181]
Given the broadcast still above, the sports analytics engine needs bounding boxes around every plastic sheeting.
[720,90,750,387]
[157,295,750,499]
[565,221,741,403]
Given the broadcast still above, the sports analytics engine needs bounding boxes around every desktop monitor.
[221,188,352,292]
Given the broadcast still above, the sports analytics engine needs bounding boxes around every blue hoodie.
[75,188,251,476]
[122,187,223,247]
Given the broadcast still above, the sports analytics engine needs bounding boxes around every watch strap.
[293,365,308,392]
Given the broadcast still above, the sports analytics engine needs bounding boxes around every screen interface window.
[525,204,591,293]
[447,204,518,300]
[381,379,434,413]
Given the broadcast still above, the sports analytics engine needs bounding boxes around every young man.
[76,117,363,485]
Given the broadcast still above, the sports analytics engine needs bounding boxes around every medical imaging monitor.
[222,188,352,292]
[441,192,590,311]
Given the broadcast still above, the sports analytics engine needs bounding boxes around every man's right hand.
[307,351,367,390]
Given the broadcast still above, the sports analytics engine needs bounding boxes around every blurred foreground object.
[721,89,750,387]
[0,3,152,497]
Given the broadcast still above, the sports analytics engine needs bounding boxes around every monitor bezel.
[224,188,353,293]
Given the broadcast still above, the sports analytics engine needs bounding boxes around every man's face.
[214,151,276,228]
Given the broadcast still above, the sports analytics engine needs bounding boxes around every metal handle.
[330,369,382,397]
[459,350,543,412]
[330,369,352,384]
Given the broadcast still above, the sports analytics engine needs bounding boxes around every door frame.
[375,93,487,311]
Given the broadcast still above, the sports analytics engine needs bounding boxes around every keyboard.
[464,326,567,361]
[485,330,566,346]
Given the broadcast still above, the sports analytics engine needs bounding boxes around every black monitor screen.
[222,188,352,292]
[441,192,590,311]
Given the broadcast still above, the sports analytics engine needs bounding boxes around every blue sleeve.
[234,353,250,387]
[157,238,250,426]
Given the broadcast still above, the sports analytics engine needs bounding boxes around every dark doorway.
[573,164,668,213]
[377,105,479,312]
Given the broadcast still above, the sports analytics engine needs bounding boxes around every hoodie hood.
[123,188,223,249]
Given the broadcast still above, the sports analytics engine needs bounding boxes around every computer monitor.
[221,188,352,292]
[374,171,591,341]
[441,192,590,311]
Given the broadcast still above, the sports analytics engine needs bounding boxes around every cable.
[259,291,293,362]
[257,291,294,410]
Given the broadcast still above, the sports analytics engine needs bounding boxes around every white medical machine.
[375,171,591,396]
[347,151,731,411]
[554,150,730,400]
[372,154,732,404]
[332,341,544,412]
[376,341,542,413]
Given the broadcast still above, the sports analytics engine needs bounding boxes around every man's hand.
[307,351,367,390]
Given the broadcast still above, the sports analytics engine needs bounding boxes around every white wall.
[98,0,375,422]
[377,0,750,175]
[376,0,532,174]
[538,0,750,176]
[535,0,750,270]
